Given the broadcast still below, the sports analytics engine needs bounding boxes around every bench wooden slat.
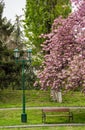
[46,115,71,116]
[42,108,69,112]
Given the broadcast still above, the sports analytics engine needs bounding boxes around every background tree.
[37,0,85,102]
[0,1,23,90]
[24,0,71,67]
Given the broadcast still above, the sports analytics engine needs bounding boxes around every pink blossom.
[37,0,85,92]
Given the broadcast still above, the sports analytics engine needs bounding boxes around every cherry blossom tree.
[37,0,85,102]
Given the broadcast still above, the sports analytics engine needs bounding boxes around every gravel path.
[0,123,85,129]
[0,106,85,110]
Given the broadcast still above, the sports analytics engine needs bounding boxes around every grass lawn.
[0,127,85,130]
[0,89,85,129]
[0,109,85,126]
[0,89,85,108]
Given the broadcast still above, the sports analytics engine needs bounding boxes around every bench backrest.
[42,108,70,112]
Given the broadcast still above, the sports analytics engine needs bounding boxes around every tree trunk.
[50,89,62,103]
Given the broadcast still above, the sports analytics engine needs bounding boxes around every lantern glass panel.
[14,48,20,58]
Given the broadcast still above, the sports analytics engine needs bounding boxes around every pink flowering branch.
[37,0,85,92]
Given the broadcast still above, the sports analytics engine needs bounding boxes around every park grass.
[0,89,85,108]
[0,127,85,130]
[0,89,85,129]
[0,109,85,126]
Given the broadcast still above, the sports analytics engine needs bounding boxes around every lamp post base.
[21,113,27,122]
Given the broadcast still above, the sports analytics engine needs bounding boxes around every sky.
[3,0,26,23]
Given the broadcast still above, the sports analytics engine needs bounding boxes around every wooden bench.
[42,108,73,123]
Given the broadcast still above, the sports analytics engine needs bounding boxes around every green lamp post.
[14,48,32,123]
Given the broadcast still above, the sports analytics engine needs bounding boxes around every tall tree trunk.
[51,89,62,103]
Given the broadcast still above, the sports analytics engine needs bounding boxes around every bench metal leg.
[69,112,73,122]
[42,112,46,123]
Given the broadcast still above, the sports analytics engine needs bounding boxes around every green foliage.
[0,2,14,88]
[24,0,71,69]
[21,65,37,90]
[24,0,71,50]
[0,1,36,90]
[0,4,14,40]
[0,60,20,89]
